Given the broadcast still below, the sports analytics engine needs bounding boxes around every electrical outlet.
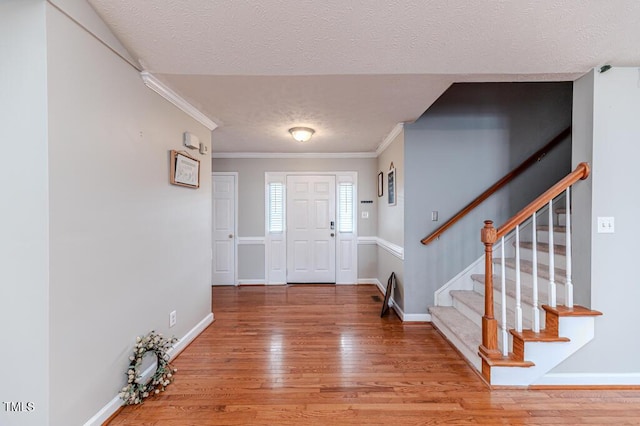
[431,211,438,221]
[361,211,369,219]
[169,310,177,328]
[597,217,615,233]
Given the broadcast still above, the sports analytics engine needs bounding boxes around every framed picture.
[377,171,384,197]
[388,166,396,205]
[170,150,200,188]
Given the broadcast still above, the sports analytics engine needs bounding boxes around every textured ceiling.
[89,0,640,153]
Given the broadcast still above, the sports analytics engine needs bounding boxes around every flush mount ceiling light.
[289,127,315,143]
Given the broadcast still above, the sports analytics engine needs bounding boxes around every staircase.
[428,163,602,386]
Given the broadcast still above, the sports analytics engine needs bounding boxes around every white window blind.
[338,183,354,233]
[269,183,284,233]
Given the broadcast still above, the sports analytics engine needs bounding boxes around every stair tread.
[542,305,603,317]
[510,329,570,342]
[537,225,567,232]
[429,306,481,352]
[451,290,517,319]
[478,351,535,368]
[496,258,567,284]
[471,274,564,307]
[519,241,566,255]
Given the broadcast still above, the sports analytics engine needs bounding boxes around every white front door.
[212,174,236,285]
[286,175,336,283]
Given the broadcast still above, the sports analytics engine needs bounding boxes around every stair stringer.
[489,316,596,386]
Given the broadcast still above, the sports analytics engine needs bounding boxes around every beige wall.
[376,130,405,309]
[212,157,378,280]
[46,4,213,425]
[377,132,404,246]
[0,2,50,425]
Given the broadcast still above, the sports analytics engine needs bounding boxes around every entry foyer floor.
[109,285,640,425]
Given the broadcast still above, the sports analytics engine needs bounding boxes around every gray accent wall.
[403,83,573,314]
[552,67,640,375]
[212,157,378,281]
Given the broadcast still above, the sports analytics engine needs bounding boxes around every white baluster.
[531,213,540,333]
[515,225,523,332]
[548,199,557,307]
[565,186,573,308]
[501,237,508,357]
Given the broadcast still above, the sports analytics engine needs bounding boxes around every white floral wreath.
[119,331,178,405]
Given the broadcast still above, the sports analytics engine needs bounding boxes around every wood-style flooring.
[108,285,640,425]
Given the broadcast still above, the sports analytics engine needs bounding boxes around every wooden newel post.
[479,220,500,360]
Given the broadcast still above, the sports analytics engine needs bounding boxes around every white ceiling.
[89,0,640,154]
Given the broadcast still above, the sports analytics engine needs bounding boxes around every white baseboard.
[358,278,383,291]
[534,372,640,386]
[168,313,214,359]
[83,312,214,426]
[391,299,431,322]
[238,279,266,285]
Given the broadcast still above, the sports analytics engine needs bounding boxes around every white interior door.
[212,174,236,285]
[286,175,336,283]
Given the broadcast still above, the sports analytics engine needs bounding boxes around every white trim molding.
[391,300,432,322]
[356,236,378,245]
[213,152,376,159]
[375,237,404,260]
[237,237,266,245]
[357,236,404,260]
[141,71,218,131]
[83,313,214,426]
[534,373,640,386]
[376,123,404,156]
[238,279,267,285]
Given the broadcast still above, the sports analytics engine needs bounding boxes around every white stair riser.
[519,246,567,269]
[536,229,567,245]
[500,265,568,289]
[468,284,549,328]
[490,316,596,386]
[557,212,566,227]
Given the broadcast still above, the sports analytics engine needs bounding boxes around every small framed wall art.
[170,150,200,188]
[377,171,384,197]
[388,163,396,205]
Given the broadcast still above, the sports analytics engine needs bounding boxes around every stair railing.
[421,126,571,245]
[479,162,590,361]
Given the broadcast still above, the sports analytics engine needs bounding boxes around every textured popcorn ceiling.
[89,0,640,153]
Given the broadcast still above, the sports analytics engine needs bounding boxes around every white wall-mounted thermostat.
[183,132,200,149]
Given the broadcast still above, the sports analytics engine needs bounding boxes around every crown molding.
[376,123,404,156]
[212,152,377,159]
[140,71,218,131]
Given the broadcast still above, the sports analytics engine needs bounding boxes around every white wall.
[212,157,377,281]
[376,130,405,308]
[45,4,213,425]
[403,83,572,315]
[552,67,640,377]
[0,2,50,425]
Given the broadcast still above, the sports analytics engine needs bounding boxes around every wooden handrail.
[421,126,571,245]
[495,162,590,240]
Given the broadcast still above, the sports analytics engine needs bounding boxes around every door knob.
[330,233,335,237]
[229,234,234,238]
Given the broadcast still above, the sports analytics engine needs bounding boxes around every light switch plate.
[597,217,615,233]
[361,211,369,219]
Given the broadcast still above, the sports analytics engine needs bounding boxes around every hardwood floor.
[108,285,640,425]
